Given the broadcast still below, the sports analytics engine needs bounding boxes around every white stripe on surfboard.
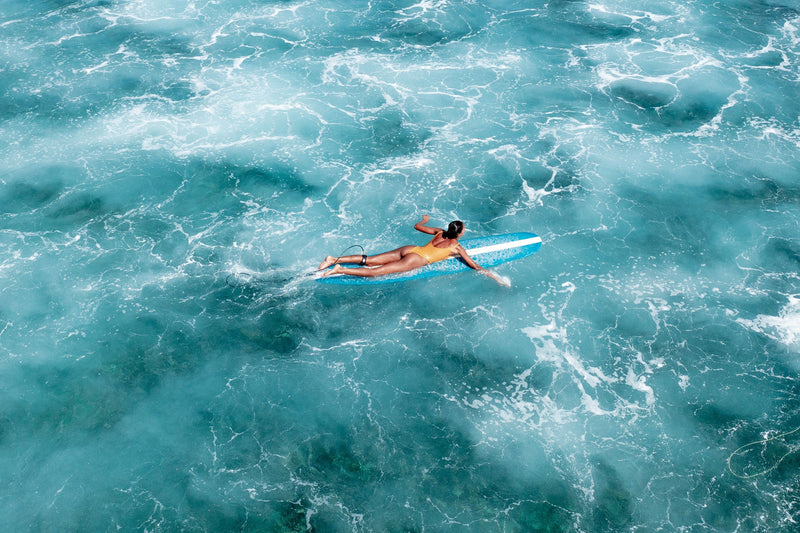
[465,236,542,256]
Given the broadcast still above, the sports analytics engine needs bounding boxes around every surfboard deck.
[316,232,542,285]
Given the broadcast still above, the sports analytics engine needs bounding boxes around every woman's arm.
[414,214,443,235]
[455,246,510,287]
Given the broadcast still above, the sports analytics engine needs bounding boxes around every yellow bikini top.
[410,232,460,264]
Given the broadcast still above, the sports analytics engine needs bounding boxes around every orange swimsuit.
[408,233,459,264]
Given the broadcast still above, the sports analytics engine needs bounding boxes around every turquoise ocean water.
[2,0,800,530]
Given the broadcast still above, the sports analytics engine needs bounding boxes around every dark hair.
[442,220,464,239]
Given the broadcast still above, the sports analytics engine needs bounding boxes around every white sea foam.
[2,0,800,530]
[737,295,800,352]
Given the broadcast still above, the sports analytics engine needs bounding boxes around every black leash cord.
[331,244,365,267]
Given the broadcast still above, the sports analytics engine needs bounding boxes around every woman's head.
[443,220,464,239]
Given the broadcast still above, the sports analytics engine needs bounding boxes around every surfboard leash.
[330,244,365,268]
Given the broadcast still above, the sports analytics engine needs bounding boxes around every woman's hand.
[480,269,511,287]
[414,214,440,234]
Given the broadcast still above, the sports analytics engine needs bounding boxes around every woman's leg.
[318,246,415,269]
[362,246,416,266]
[326,252,427,278]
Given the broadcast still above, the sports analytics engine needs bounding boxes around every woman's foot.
[322,264,344,277]
[318,256,337,270]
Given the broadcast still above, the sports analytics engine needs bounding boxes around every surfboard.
[316,232,542,285]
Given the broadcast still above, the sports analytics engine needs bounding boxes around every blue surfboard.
[316,232,542,285]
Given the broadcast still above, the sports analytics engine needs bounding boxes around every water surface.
[2,0,800,531]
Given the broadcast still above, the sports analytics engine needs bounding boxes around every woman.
[318,215,509,286]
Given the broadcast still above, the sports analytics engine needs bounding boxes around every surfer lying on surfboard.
[318,215,509,286]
